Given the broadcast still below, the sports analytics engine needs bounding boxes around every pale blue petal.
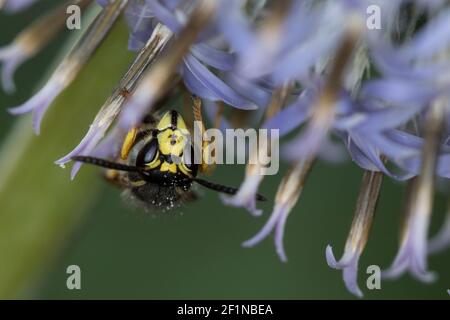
[182,55,256,110]
[190,43,235,71]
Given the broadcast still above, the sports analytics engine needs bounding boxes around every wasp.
[72,100,266,210]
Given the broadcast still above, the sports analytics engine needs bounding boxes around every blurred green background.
[0,1,449,300]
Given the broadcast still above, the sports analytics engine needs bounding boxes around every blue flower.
[3,0,450,298]
[5,0,127,133]
[326,169,383,298]
[0,1,91,93]
[1,0,39,13]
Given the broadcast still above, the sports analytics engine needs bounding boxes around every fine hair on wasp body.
[73,107,266,212]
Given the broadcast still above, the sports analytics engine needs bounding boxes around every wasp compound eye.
[136,139,159,167]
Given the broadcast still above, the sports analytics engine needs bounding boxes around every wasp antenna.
[72,156,143,173]
[194,178,267,201]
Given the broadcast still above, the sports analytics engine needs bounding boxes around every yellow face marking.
[157,111,174,131]
[151,110,194,176]
[176,114,188,132]
[157,110,188,131]
[157,129,187,156]
[160,161,178,173]
[145,158,161,170]
[156,110,190,157]
[121,127,138,160]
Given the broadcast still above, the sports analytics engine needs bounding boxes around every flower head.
[3,0,450,298]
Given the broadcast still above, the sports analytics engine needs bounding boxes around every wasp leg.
[120,126,154,160]
[104,169,130,188]
[121,127,139,160]
[103,169,148,189]
[182,90,195,133]
[192,96,216,174]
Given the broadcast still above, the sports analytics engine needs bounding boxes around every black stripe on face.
[170,110,178,128]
